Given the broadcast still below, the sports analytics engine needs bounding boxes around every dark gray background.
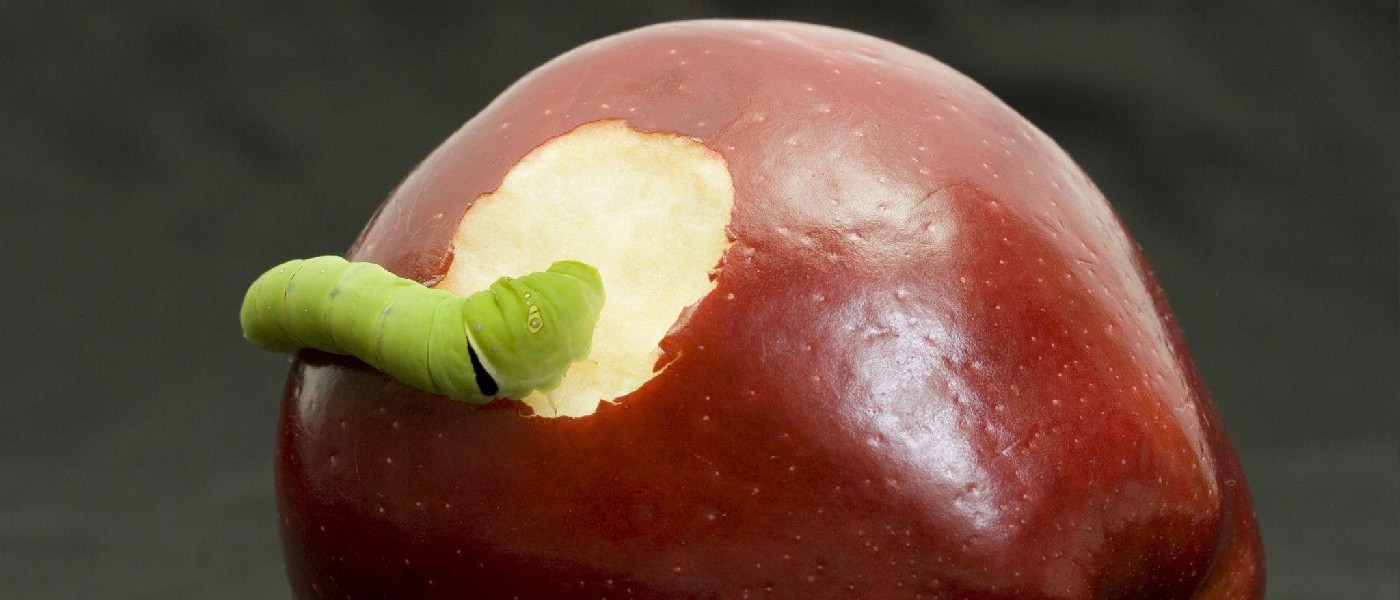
[1,2,1395,598]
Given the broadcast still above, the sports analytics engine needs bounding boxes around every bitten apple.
[273,20,1262,599]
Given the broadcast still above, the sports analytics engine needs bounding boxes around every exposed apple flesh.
[276,20,1263,599]
[434,119,734,417]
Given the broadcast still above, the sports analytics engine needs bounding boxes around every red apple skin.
[275,21,1263,599]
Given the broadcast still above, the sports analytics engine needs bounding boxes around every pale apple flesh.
[277,20,1263,599]
[433,119,734,417]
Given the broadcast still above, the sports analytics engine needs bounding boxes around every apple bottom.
[276,352,1254,599]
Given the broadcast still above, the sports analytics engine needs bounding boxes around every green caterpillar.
[239,256,604,403]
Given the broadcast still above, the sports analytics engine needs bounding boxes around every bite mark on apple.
[434,120,735,417]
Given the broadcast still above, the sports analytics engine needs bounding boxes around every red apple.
[274,20,1263,599]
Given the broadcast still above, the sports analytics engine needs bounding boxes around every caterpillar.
[239,256,605,404]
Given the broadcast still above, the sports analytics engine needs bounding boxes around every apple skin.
[275,20,1263,599]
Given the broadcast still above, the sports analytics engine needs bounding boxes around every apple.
[274,20,1263,599]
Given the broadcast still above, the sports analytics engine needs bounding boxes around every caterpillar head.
[461,260,605,401]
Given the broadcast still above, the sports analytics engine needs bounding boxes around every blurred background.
[1,2,1394,598]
